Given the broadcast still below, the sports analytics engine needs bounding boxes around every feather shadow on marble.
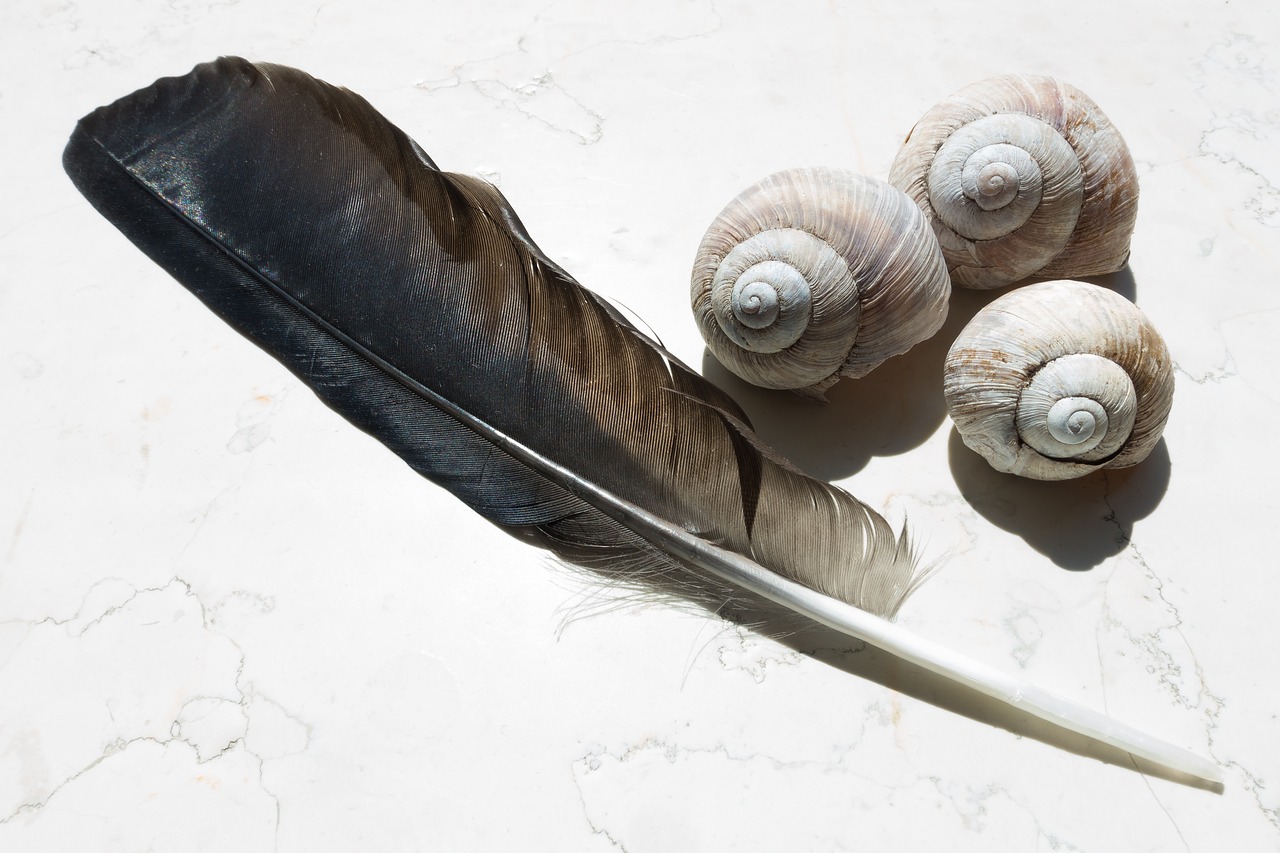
[62,57,1218,787]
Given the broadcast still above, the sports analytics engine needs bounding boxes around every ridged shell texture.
[944,280,1173,480]
[889,75,1139,290]
[691,167,951,396]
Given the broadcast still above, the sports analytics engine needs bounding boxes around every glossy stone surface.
[2,1,1276,849]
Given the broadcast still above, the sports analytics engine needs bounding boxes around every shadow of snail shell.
[691,167,951,397]
[944,281,1173,480]
[889,75,1138,290]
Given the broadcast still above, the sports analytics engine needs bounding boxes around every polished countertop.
[2,0,1277,849]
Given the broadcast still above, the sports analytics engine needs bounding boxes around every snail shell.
[944,280,1173,480]
[691,168,951,396]
[889,75,1138,290]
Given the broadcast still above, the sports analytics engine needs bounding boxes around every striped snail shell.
[944,281,1173,480]
[691,167,951,397]
[889,75,1139,290]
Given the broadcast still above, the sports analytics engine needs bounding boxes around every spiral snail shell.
[691,167,951,396]
[889,75,1139,290]
[944,281,1173,480]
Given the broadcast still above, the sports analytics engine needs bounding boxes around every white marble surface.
[3,0,1278,849]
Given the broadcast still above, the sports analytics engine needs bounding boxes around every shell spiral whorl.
[1014,353,1137,462]
[692,168,951,396]
[710,228,851,354]
[944,281,1172,481]
[889,75,1138,290]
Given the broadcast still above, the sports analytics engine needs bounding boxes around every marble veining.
[3,0,1279,850]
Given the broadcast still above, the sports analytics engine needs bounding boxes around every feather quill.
[63,57,1220,786]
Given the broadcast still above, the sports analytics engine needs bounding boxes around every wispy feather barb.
[63,57,1220,786]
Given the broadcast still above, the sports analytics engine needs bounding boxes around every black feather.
[64,56,923,618]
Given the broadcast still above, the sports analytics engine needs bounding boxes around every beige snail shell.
[889,75,1139,290]
[944,280,1173,480]
[691,167,951,397]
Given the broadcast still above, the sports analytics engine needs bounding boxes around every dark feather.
[63,56,924,619]
[62,58,1220,784]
